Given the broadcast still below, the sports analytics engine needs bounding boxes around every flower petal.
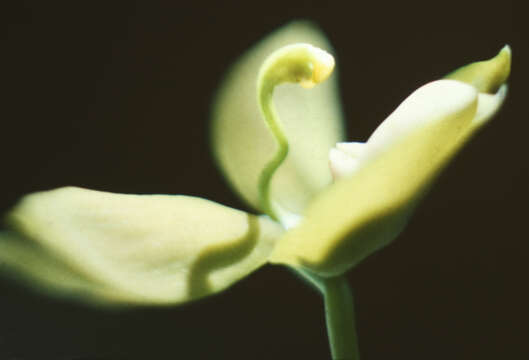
[471,85,507,129]
[0,231,118,300]
[1,187,283,305]
[445,45,511,94]
[211,21,344,215]
[270,80,481,276]
[444,45,511,131]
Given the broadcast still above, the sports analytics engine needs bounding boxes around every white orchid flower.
[0,21,510,359]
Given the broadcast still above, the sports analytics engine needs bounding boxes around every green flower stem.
[292,267,325,293]
[293,268,360,360]
[323,275,360,360]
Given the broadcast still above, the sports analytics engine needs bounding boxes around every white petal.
[363,80,478,161]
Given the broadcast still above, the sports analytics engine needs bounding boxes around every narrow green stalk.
[292,267,325,293]
[323,275,360,360]
[293,269,360,360]
[257,83,288,221]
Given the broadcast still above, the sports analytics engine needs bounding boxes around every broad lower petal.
[1,187,283,305]
[211,21,344,215]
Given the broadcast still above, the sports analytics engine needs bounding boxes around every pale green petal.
[211,21,344,215]
[270,45,511,276]
[269,80,481,276]
[1,187,283,305]
[0,231,120,301]
[445,45,511,94]
[444,46,511,132]
[361,80,477,162]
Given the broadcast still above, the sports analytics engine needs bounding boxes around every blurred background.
[1,1,527,359]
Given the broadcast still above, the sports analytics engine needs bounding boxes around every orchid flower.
[0,21,510,359]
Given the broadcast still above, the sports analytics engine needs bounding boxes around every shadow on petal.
[188,214,259,299]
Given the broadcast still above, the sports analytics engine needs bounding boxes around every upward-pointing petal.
[445,45,511,94]
[270,80,479,276]
[445,46,511,132]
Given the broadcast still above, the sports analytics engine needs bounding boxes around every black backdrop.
[1,1,528,359]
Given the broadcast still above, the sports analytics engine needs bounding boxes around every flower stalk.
[324,276,360,360]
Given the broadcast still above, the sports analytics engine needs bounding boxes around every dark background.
[1,1,527,359]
